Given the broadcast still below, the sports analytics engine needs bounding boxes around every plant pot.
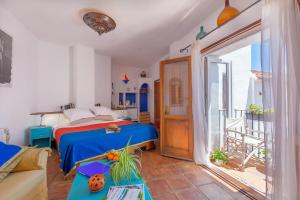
[246,112,272,122]
[215,159,224,166]
[246,113,263,121]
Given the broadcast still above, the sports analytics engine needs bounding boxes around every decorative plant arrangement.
[248,104,264,115]
[210,148,228,166]
[110,140,142,184]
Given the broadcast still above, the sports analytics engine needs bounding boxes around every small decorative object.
[106,150,120,161]
[110,140,142,184]
[83,12,116,35]
[122,74,129,84]
[0,128,10,144]
[0,29,12,86]
[196,26,207,40]
[217,0,240,27]
[60,103,76,111]
[140,71,146,78]
[105,124,121,134]
[88,174,106,192]
[108,124,118,130]
[210,148,228,166]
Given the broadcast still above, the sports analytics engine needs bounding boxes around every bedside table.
[29,126,52,148]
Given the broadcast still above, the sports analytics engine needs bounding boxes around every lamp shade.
[217,0,239,27]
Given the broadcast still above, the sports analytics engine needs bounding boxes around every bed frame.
[64,140,156,179]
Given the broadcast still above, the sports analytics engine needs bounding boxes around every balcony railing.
[219,109,265,161]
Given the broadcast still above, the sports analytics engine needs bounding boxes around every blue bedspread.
[59,123,158,175]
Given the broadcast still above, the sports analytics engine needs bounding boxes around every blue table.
[67,160,152,200]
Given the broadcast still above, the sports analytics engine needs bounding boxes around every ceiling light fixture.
[83,12,116,35]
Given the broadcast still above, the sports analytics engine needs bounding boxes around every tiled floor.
[47,148,251,200]
[211,158,266,195]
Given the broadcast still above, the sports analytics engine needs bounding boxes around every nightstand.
[29,126,52,148]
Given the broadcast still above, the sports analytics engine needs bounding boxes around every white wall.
[36,41,70,111]
[71,45,95,108]
[0,7,112,145]
[0,7,38,145]
[148,55,168,122]
[220,45,262,110]
[147,0,261,122]
[95,53,111,107]
[111,65,148,108]
[169,0,261,57]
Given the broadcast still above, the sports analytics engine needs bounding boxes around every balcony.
[210,109,266,195]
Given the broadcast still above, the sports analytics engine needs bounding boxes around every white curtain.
[262,0,300,199]
[191,41,208,164]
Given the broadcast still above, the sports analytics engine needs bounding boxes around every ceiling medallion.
[83,12,116,35]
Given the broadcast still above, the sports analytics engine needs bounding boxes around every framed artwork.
[0,29,12,86]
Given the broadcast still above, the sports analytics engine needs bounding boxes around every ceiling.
[0,0,223,68]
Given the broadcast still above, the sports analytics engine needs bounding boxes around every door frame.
[160,56,194,160]
[200,21,264,200]
[154,79,161,131]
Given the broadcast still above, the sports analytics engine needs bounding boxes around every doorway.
[205,31,266,196]
[154,80,160,131]
[139,83,150,124]
[160,56,193,160]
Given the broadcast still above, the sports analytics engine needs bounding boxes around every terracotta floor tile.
[147,179,172,196]
[166,175,193,191]
[153,192,179,200]
[184,171,215,186]
[213,180,251,200]
[177,162,203,174]
[156,165,181,178]
[198,183,234,200]
[48,148,250,200]
[176,187,208,200]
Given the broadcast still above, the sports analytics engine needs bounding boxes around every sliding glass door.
[205,56,231,152]
[203,31,266,197]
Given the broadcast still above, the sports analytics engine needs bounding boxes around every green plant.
[210,149,228,162]
[110,139,142,184]
[258,149,271,155]
[248,104,264,115]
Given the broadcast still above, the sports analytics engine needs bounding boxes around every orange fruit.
[107,154,114,160]
[113,156,119,161]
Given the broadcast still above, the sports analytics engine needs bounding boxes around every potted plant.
[210,148,228,166]
[110,140,142,184]
[247,104,273,121]
[247,104,264,120]
[256,149,272,173]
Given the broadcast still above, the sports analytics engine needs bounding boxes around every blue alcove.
[139,83,149,112]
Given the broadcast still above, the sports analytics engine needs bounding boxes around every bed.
[53,119,158,177]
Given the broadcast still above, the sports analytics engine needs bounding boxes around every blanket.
[59,123,158,175]
[55,120,133,144]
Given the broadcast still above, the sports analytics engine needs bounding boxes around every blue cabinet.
[29,126,52,148]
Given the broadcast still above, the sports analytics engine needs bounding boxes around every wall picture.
[0,29,12,86]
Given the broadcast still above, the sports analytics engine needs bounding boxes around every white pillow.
[41,114,70,128]
[63,108,95,122]
[92,106,114,116]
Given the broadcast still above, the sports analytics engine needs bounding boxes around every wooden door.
[154,80,161,130]
[160,56,193,160]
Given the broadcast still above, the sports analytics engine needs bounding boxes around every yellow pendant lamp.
[217,0,240,27]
